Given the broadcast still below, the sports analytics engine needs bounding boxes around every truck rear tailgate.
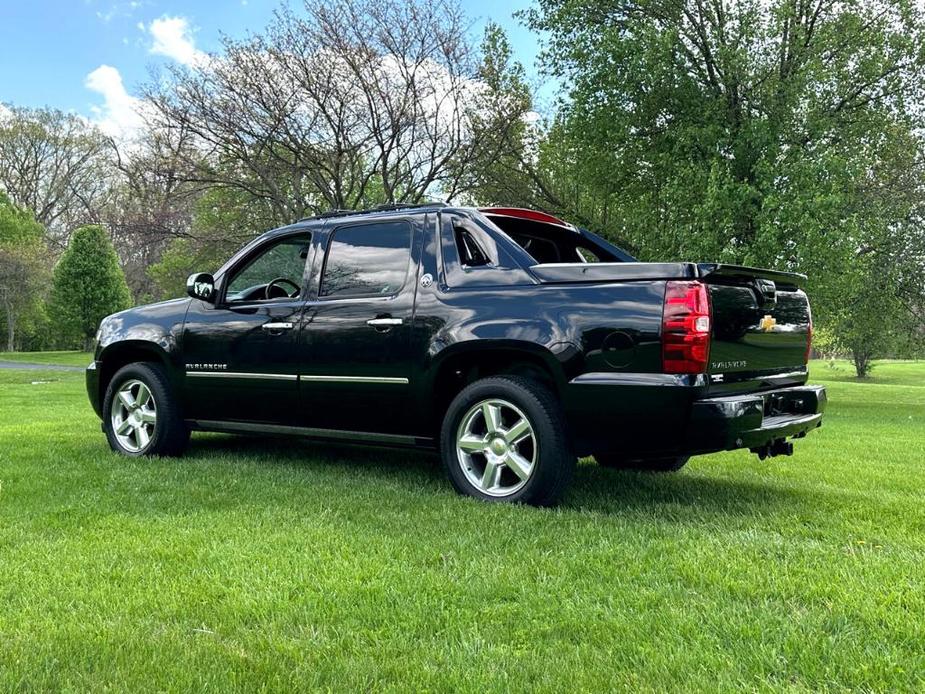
[699,264,811,387]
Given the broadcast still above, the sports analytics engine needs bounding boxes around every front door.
[182,232,312,425]
[299,218,420,435]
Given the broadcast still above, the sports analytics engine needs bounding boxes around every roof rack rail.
[303,209,356,220]
[298,201,446,223]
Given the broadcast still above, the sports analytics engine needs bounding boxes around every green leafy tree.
[0,193,49,351]
[147,186,279,299]
[449,23,540,206]
[49,225,131,349]
[524,0,925,375]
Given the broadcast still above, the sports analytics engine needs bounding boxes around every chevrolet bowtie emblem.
[759,315,777,332]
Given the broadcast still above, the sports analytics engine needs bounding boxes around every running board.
[187,419,434,448]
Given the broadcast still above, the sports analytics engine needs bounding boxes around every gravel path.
[0,361,84,372]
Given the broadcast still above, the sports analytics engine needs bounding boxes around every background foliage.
[0,0,923,372]
[48,225,131,350]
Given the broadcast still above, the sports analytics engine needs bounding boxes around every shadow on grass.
[187,432,441,476]
[183,433,812,518]
[567,462,810,517]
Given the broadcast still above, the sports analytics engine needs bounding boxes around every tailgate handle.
[367,316,403,327]
[262,322,294,332]
[753,279,777,307]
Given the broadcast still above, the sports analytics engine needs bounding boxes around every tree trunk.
[2,296,14,352]
[852,350,873,378]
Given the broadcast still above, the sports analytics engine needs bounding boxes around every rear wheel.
[594,453,690,473]
[103,362,189,457]
[440,376,574,506]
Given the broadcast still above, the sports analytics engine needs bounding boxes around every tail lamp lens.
[662,280,711,374]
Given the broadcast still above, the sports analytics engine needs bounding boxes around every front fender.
[90,299,190,415]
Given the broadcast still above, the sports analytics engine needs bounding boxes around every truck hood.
[96,298,191,350]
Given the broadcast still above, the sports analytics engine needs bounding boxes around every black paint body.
[87,206,825,458]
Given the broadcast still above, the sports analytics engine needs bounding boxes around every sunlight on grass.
[0,361,922,690]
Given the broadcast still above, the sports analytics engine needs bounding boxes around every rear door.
[298,217,421,435]
[702,265,811,390]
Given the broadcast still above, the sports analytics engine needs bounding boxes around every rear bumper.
[564,372,825,458]
[685,385,826,454]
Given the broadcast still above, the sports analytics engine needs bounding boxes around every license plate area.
[762,387,823,417]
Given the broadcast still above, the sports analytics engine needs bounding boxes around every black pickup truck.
[87,203,825,505]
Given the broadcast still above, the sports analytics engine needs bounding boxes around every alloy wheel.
[455,398,537,497]
[110,379,157,453]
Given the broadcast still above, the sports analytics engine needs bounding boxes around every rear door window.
[320,221,413,298]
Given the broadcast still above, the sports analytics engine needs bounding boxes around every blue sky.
[0,0,553,135]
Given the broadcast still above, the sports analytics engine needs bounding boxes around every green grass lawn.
[0,349,92,367]
[0,358,923,691]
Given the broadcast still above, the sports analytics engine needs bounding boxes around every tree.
[144,0,532,219]
[0,193,49,351]
[147,186,278,299]
[448,23,547,208]
[49,225,131,349]
[104,123,207,301]
[0,106,111,247]
[525,0,925,375]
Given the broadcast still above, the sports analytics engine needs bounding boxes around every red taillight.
[662,280,711,374]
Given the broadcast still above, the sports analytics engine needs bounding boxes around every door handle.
[262,322,294,332]
[366,317,403,327]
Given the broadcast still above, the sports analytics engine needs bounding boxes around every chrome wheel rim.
[456,398,537,497]
[110,379,157,453]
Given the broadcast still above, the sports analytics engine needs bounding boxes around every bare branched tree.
[0,106,111,246]
[144,0,531,220]
[104,122,209,298]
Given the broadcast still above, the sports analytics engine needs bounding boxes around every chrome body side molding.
[187,371,299,381]
[299,375,409,384]
[186,371,408,384]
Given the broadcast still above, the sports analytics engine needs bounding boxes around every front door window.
[226,235,311,302]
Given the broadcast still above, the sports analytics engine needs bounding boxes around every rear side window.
[320,221,412,298]
[454,226,491,267]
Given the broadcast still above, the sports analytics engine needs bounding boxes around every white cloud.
[85,65,145,140]
[144,16,208,67]
[95,1,144,23]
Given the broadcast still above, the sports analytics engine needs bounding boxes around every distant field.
[0,358,922,690]
[811,358,924,385]
[0,350,92,367]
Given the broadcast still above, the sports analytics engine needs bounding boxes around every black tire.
[102,362,190,457]
[594,452,690,473]
[440,376,574,506]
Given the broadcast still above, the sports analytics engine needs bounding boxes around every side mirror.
[186,272,216,303]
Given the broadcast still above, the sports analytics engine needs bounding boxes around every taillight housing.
[662,280,711,374]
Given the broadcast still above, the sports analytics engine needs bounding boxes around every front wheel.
[102,362,189,457]
[440,376,574,506]
[594,453,690,473]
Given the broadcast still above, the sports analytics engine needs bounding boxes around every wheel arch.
[426,340,568,435]
[97,340,175,408]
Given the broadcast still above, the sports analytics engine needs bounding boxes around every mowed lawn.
[0,357,923,691]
